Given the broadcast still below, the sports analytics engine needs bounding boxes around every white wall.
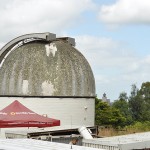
[0,97,95,126]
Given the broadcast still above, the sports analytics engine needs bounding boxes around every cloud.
[77,35,150,78]
[0,42,5,49]
[0,0,94,42]
[75,35,150,99]
[75,35,135,69]
[99,0,150,25]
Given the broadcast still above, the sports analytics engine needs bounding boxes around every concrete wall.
[0,97,95,126]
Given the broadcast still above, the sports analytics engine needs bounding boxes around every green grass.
[98,121,150,137]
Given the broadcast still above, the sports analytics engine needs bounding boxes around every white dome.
[0,39,95,97]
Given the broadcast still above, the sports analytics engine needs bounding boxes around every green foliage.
[130,84,138,97]
[95,82,150,129]
[112,94,132,126]
[110,108,126,128]
[127,121,150,132]
[139,82,150,99]
[118,92,128,101]
[129,82,150,122]
[95,98,126,128]
[95,98,111,125]
[129,94,144,121]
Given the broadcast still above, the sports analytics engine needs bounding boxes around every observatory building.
[0,33,95,126]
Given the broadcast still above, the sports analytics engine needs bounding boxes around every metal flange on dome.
[0,33,56,63]
[0,32,76,64]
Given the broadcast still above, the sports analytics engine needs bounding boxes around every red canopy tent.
[0,100,60,128]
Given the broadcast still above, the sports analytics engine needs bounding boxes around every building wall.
[0,97,95,126]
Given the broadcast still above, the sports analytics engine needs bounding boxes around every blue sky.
[0,0,150,101]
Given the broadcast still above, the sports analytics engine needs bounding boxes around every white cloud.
[0,42,5,49]
[76,35,118,50]
[0,0,94,42]
[143,55,150,64]
[75,35,135,69]
[80,35,150,76]
[94,74,110,84]
[99,0,150,25]
[75,35,150,99]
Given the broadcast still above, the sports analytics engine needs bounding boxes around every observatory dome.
[0,35,95,97]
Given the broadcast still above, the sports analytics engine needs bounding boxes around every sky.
[0,0,150,101]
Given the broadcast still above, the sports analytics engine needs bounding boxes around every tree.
[119,92,128,101]
[130,84,138,98]
[95,98,110,125]
[95,97,126,128]
[129,93,144,121]
[139,82,150,99]
[129,83,150,122]
[110,108,126,128]
[139,82,150,121]
[112,92,132,126]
